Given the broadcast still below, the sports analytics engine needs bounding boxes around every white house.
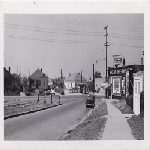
[64,73,87,89]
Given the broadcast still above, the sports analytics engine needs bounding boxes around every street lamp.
[96,58,106,63]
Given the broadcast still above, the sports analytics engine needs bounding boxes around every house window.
[71,83,72,88]
[39,80,41,86]
[6,80,9,85]
[32,79,35,86]
[43,81,45,86]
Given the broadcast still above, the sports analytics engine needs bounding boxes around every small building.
[64,73,87,92]
[4,67,13,93]
[108,65,144,99]
[133,71,144,115]
[30,68,48,90]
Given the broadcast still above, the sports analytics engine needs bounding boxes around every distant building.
[64,73,87,90]
[4,67,13,92]
[95,77,105,91]
[30,68,48,90]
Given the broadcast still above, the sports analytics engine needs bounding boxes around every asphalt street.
[4,94,103,140]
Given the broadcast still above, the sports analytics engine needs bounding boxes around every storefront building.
[108,65,144,99]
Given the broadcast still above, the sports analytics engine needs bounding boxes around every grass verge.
[4,102,56,118]
[111,99,134,114]
[127,113,144,140]
[60,100,108,140]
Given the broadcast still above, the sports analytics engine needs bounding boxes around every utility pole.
[61,69,63,89]
[61,69,62,79]
[29,67,30,96]
[20,65,21,76]
[104,25,110,82]
[93,64,95,94]
[81,70,82,83]
[17,65,18,75]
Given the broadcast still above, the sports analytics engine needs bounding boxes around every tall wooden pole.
[93,64,95,93]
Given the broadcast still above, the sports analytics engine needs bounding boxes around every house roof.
[30,68,48,79]
[65,73,87,83]
[4,67,13,79]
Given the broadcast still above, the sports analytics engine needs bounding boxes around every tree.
[52,77,64,89]
[95,71,102,78]
[12,73,21,92]
[21,76,28,85]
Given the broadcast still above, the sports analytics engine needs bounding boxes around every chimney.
[41,68,42,72]
[9,67,10,73]
[69,73,71,77]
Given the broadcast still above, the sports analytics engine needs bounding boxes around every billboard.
[112,77,121,95]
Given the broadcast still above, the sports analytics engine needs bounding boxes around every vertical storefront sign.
[126,71,129,96]
[122,77,125,95]
[112,77,121,94]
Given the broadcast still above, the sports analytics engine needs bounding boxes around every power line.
[4,23,105,37]
[4,34,105,44]
[109,35,143,41]
[4,22,105,34]
[26,14,144,32]
[109,42,143,48]
[5,22,143,41]
[109,32,143,39]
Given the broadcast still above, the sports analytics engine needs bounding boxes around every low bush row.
[55,88,64,95]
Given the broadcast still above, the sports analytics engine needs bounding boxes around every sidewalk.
[101,99,135,140]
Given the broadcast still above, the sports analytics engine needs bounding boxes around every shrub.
[140,91,144,113]
[126,95,133,109]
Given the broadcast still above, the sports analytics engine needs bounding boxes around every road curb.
[4,103,63,120]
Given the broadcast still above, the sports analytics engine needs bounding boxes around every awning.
[101,82,112,89]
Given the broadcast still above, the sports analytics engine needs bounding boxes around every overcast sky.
[4,14,144,79]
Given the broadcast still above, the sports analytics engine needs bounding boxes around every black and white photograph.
[0,1,149,150]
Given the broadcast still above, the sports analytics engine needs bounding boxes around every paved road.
[4,94,103,140]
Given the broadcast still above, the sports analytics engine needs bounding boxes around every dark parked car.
[86,93,95,108]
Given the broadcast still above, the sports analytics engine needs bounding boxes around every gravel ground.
[59,99,108,140]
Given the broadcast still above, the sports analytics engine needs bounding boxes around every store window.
[135,82,137,94]
[138,82,140,94]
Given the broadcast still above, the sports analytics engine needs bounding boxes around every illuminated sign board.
[108,67,133,76]
[113,55,125,67]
